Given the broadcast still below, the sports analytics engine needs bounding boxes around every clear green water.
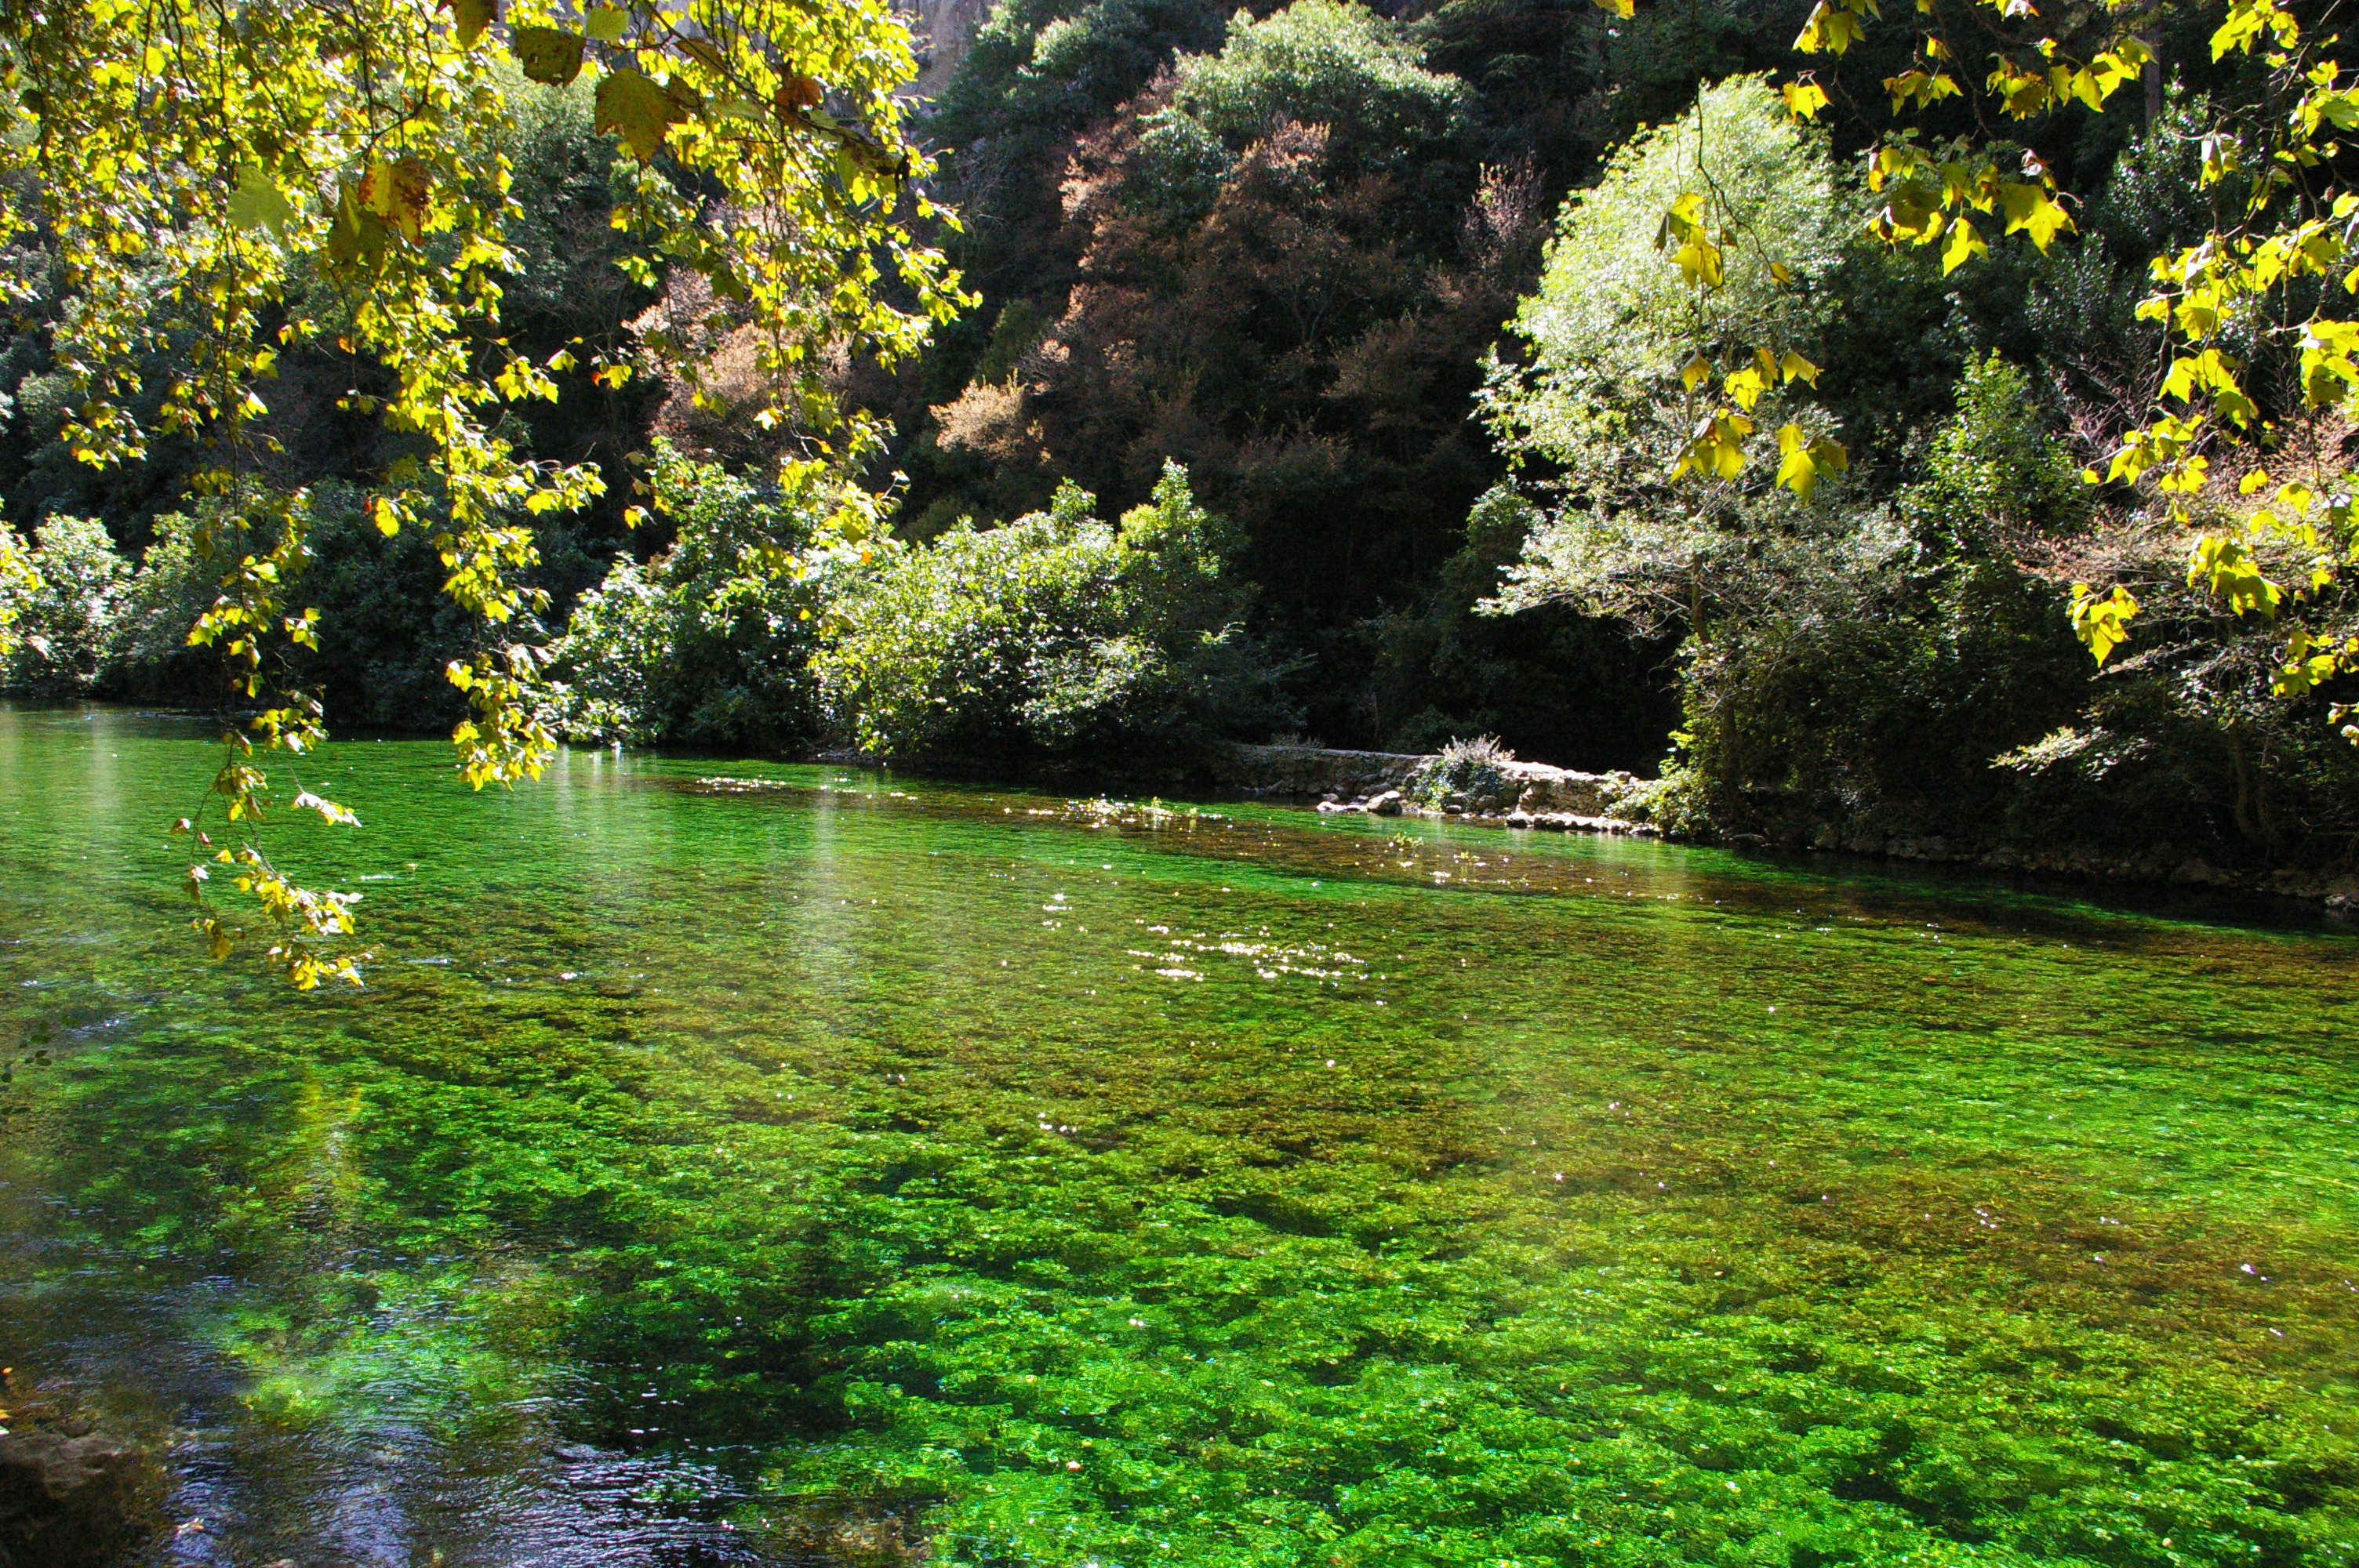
[3,703,2357,1568]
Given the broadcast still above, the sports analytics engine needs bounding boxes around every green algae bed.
[2,705,2356,1568]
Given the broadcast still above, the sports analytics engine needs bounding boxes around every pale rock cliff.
[895,0,990,100]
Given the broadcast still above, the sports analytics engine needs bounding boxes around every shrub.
[1122,0,1476,225]
[2,515,127,693]
[1406,734,1516,811]
[1665,358,2119,844]
[544,441,823,751]
[107,511,222,704]
[1140,0,1474,207]
[933,0,1229,162]
[544,557,674,745]
[815,462,1293,761]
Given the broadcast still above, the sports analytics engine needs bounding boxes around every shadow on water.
[2,1137,831,1566]
[663,761,2354,949]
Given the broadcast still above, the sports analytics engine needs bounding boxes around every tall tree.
[1627,0,2359,730]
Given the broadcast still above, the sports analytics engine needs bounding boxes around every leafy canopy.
[1167,0,1470,155]
[1616,0,2359,735]
[1478,79,1855,632]
[0,0,962,985]
[1488,76,1846,492]
[935,0,1228,154]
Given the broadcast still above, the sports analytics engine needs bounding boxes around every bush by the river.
[0,488,584,730]
[0,516,125,694]
[1406,734,1516,811]
[1466,76,2359,872]
[814,461,1296,764]
[0,510,222,703]
[544,441,824,752]
[541,450,1294,765]
[3,445,1294,775]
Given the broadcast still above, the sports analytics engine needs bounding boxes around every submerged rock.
[765,1494,932,1564]
[0,1408,160,1567]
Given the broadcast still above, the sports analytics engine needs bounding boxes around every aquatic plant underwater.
[2,705,2354,1566]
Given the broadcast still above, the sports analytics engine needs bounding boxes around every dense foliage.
[0,0,958,982]
[816,462,1292,762]
[546,441,827,751]
[1471,74,2359,867]
[892,0,1548,739]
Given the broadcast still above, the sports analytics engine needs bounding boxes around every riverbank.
[1205,742,2359,914]
[547,728,2359,914]
[1205,742,1659,833]
[90,700,2336,913]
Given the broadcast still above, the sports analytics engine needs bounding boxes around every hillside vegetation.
[7,0,2357,883]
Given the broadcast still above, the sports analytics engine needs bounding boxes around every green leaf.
[1939,214,1986,275]
[595,67,685,161]
[1675,237,1724,289]
[1775,423,1818,500]
[2069,582,2140,664]
[227,164,295,236]
[1997,183,2073,252]
[583,2,629,42]
[1782,82,1830,120]
[325,185,391,266]
[2270,628,2344,697]
[514,26,585,85]
[2185,533,2283,617]
[445,0,497,48]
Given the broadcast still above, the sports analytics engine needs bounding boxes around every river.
[2,702,2354,1566]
